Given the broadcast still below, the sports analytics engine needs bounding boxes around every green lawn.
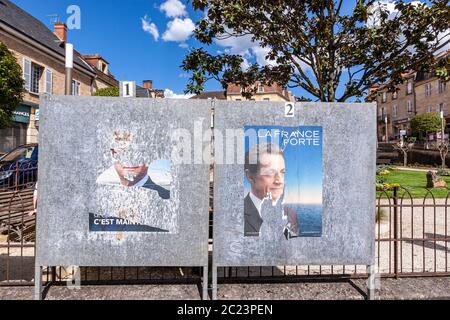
[377,169,450,199]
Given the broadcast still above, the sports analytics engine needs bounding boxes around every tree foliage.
[182,0,450,101]
[410,112,445,139]
[0,42,23,129]
[92,86,119,97]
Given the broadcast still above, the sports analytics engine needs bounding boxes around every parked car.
[0,144,38,189]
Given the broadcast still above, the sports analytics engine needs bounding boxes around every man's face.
[113,161,148,185]
[247,153,285,201]
[110,131,148,186]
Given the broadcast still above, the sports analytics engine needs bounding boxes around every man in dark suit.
[244,192,263,236]
[142,176,170,199]
[244,143,299,238]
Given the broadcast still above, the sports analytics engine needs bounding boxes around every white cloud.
[160,0,187,18]
[162,18,195,42]
[368,0,424,27]
[164,89,195,99]
[367,0,397,27]
[141,15,159,41]
[215,33,254,61]
[367,1,449,55]
[251,46,276,67]
[215,32,278,69]
[179,42,189,49]
[436,31,450,55]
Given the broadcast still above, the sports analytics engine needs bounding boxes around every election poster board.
[36,96,210,268]
[213,101,376,268]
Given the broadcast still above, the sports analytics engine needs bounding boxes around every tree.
[92,87,120,97]
[182,0,450,101]
[393,137,415,166]
[0,42,23,129]
[410,112,444,140]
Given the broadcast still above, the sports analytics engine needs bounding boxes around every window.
[382,92,387,103]
[23,58,31,91]
[257,84,264,93]
[425,83,432,96]
[427,106,432,113]
[72,80,80,96]
[45,69,53,94]
[23,59,43,94]
[30,64,43,94]
[439,103,445,113]
[0,123,27,155]
[407,81,413,95]
[263,98,270,101]
[439,80,446,94]
[393,105,397,117]
[235,98,242,101]
[392,91,397,100]
[407,100,413,113]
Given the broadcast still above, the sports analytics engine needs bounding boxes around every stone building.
[190,82,295,102]
[0,0,117,154]
[226,82,296,102]
[369,50,449,142]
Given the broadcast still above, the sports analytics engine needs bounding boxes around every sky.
[10,0,209,98]
[244,126,323,205]
[10,0,447,100]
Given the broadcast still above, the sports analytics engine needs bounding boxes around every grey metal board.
[213,101,376,266]
[36,95,210,267]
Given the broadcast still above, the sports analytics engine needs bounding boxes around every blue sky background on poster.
[244,126,323,205]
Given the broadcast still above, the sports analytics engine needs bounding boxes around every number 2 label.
[285,103,295,117]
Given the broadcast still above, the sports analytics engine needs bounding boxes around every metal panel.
[36,96,210,267]
[213,101,377,266]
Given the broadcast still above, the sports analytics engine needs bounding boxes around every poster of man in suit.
[244,126,323,239]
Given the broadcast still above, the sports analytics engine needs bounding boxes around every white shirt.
[249,191,265,218]
[133,175,150,188]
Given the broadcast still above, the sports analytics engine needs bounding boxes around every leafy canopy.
[0,42,23,129]
[410,112,445,138]
[182,0,450,101]
[92,87,120,97]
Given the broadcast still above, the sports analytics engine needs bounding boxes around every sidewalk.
[392,166,438,172]
[1,277,449,300]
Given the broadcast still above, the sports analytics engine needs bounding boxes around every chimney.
[54,22,67,42]
[143,80,153,90]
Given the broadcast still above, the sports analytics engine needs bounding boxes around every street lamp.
[438,110,448,169]
[385,115,388,142]
[65,43,73,95]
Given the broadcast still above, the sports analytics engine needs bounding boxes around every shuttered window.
[72,80,80,96]
[23,58,31,91]
[45,69,53,94]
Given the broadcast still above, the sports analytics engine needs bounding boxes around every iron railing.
[1,164,449,286]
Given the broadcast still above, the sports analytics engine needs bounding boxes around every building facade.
[190,83,295,102]
[370,51,449,142]
[226,82,295,102]
[0,0,117,154]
